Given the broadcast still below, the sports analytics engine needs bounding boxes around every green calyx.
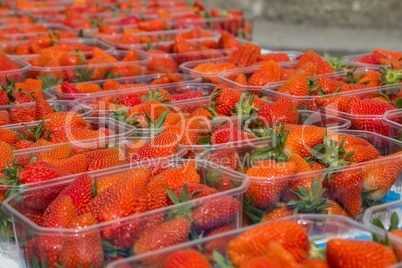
[248,124,288,163]
[311,130,354,168]
[287,179,331,214]
[37,73,62,90]
[141,88,169,103]
[230,91,259,117]
[379,66,402,85]
[74,67,95,83]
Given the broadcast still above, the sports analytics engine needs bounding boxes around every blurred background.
[205,0,402,56]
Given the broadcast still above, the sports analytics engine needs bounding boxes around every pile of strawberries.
[0,0,401,267]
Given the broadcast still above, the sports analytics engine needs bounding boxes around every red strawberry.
[229,43,261,67]
[30,236,63,268]
[326,239,397,268]
[20,161,71,184]
[248,60,282,86]
[61,81,81,94]
[363,151,402,200]
[35,95,54,120]
[227,220,310,266]
[163,250,211,268]
[42,195,77,228]
[258,98,299,126]
[171,92,204,101]
[191,195,241,232]
[127,132,179,162]
[326,166,363,217]
[59,213,103,268]
[245,160,298,209]
[277,70,310,97]
[283,125,327,158]
[345,97,395,135]
[55,173,94,214]
[211,86,241,116]
[168,183,219,206]
[134,218,191,254]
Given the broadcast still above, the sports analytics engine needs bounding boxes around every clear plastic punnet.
[46,73,202,100]
[383,109,402,141]
[105,214,402,268]
[180,51,301,84]
[0,55,31,83]
[0,100,93,128]
[1,159,249,267]
[22,49,151,84]
[77,82,215,117]
[0,37,114,56]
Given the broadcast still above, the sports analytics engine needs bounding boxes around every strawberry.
[284,125,327,158]
[277,70,310,97]
[326,239,397,268]
[245,160,298,209]
[0,110,10,125]
[325,166,363,217]
[259,52,291,63]
[229,43,261,67]
[315,95,351,113]
[20,160,71,184]
[134,218,191,254]
[146,50,178,73]
[158,162,200,189]
[61,81,81,95]
[239,256,282,268]
[210,86,241,116]
[146,175,169,211]
[9,106,36,123]
[59,50,86,66]
[363,151,402,201]
[297,50,333,74]
[171,92,204,101]
[96,168,151,195]
[59,213,103,268]
[43,112,88,131]
[227,220,310,266]
[37,143,73,162]
[35,95,54,120]
[138,19,167,31]
[0,128,18,144]
[168,183,218,206]
[248,60,282,86]
[51,154,89,174]
[258,98,299,126]
[191,195,241,232]
[83,172,148,223]
[348,69,381,87]
[345,97,395,135]
[328,133,379,163]
[209,121,252,145]
[163,250,211,268]
[309,77,345,95]
[261,202,293,222]
[15,139,34,149]
[218,31,242,49]
[204,224,236,253]
[53,173,94,214]
[127,132,179,162]
[204,149,239,170]
[29,236,63,268]
[42,195,77,228]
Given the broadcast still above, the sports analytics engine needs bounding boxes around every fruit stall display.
[0,0,401,267]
